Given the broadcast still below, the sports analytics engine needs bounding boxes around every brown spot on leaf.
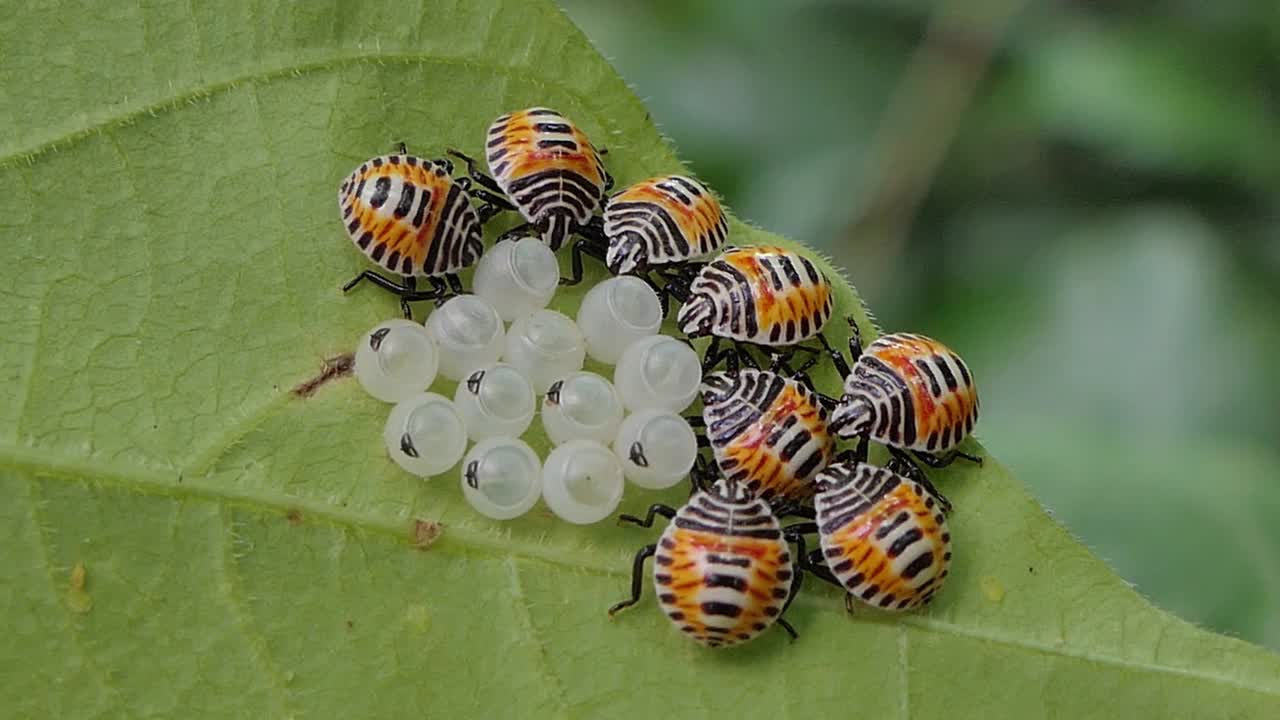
[70,561,87,591]
[412,519,443,550]
[286,509,303,526]
[291,352,355,398]
[67,561,92,614]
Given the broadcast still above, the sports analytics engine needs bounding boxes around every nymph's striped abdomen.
[603,175,728,273]
[486,107,607,249]
[815,462,951,611]
[702,370,833,505]
[337,154,483,277]
[677,246,833,346]
[654,491,793,648]
[845,332,979,453]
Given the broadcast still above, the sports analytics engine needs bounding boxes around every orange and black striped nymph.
[831,332,980,457]
[677,246,834,347]
[700,369,834,507]
[609,481,806,648]
[809,461,951,611]
[338,153,483,278]
[602,175,729,275]
[485,107,609,250]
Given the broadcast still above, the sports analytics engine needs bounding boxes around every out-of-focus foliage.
[561,0,1280,650]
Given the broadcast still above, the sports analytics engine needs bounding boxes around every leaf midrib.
[0,51,620,168]
[5,438,1277,698]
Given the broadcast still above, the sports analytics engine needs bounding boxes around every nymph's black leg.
[915,449,984,468]
[701,337,734,374]
[700,339,760,375]
[818,331,853,380]
[455,179,516,212]
[773,502,816,521]
[477,203,505,224]
[495,222,539,244]
[780,530,807,606]
[785,522,818,538]
[687,414,709,451]
[796,545,847,596]
[397,141,409,155]
[888,448,952,514]
[793,369,841,408]
[844,316,864,357]
[608,544,657,616]
[765,349,837,403]
[789,345,824,374]
[912,451,955,469]
[854,436,869,464]
[690,455,717,494]
[400,276,416,318]
[618,504,677,528]
[435,274,464,306]
[341,271,450,317]
[774,530,806,642]
[833,443,864,467]
[561,231,609,286]
[784,525,847,593]
[659,259,706,280]
[736,345,761,371]
[446,149,507,197]
[660,271,692,305]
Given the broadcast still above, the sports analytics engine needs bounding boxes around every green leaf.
[2,1,1277,717]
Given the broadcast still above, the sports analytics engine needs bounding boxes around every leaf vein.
[504,557,571,720]
[22,477,122,710]
[217,505,300,716]
[0,52,619,169]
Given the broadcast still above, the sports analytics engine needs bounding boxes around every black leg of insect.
[774,527,814,642]
[804,548,844,589]
[700,338,761,375]
[341,273,454,319]
[561,216,609,286]
[887,447,953,514]
[607,544,658,616]
[816,322,859,380]
[688,453,718,496]
[912,447,985,468]
[833,442,868,467]
[475,203,507,225]
[783,523,845,589]
[492,222,540,245]
[617,503,678,529]
[454,176,517,215]
[685,414,711,450]
[654,268,695,318]
[701,338,742,374]
[763,346,839,403]
[772,501,817,521]
[446,148,508,198]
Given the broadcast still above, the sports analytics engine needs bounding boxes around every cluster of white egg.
[353,237,703,524]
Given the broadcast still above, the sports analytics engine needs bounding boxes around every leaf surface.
[2,1,1278,717]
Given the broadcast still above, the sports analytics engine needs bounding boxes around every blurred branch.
[843,0,1026,282]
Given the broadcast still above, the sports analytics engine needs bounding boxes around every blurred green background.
[560,0,1280,650]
